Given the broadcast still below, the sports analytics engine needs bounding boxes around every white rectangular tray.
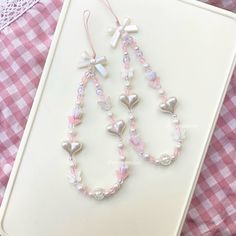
[1,0,236,235]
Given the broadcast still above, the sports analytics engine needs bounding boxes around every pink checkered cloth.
[0,0,235,235]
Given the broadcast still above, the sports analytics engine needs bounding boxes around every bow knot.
[78,52,108,78]
[108,18,138,48]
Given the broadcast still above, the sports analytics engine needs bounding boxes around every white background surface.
[1,0,236,235]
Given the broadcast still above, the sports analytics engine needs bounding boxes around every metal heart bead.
[62,141,83,156]
[160,97,177,114]
[107,120,126,136]
[119,94,139,109]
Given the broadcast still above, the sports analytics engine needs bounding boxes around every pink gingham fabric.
[0,0,63,198]
[0,0,235,235]
[182,74,236,235]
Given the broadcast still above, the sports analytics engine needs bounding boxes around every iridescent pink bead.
[116,163,129,180]
[174,149,181,157]
[139,57,146,64]
[118,148,125,156]
[130,134,141,145]
[72,106,83,119]
[124,63,130,70]
[149,156,156,164]
[68,116,81,126]
[149,79,160,89]
[146,71,158,81]
[77,86,85,96]
[130,135,145,152]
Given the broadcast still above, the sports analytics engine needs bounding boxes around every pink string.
[100,0,121,26]
[83,10,96,59]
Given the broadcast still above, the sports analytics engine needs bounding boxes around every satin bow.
[78,51,108,78]
[109,18,138,48]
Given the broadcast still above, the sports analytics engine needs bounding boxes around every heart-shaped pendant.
[62,141,83,156]
[119,94,139,109]
[107,120,126,136]
[160,97,177,114]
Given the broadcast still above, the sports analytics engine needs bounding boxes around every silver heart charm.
[107,120,126,136]
[119,94,139,109]
[160,97,177,114]
[62,141,83,156]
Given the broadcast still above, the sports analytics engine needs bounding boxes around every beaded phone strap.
[102,0,186,166]
[62,11,129,200]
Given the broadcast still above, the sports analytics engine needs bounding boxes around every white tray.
[1,0,236,235]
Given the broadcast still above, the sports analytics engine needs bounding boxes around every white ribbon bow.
[78,52,108,78]
[108,18,138,48]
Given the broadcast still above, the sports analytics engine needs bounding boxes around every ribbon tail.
[125,25,138,33]
[111,30,121,48]
[95,64,108,78]
[96,56,107,65]
[78,60,90,69]
[81,51,90,60]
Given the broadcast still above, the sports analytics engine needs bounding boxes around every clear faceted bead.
[93,188,105,200]
[160,154,172,166]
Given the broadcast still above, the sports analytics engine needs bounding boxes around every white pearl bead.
[176,143,182,148]
[173,119,180,124]
[76,101,83,106]
[114,183,120,189]
[120,156,126,161]
[159,89,165,95]
[129,114,135,120]
[125,81,131,87]
[143,153,150,159]
[118,143,124,148]
[130,127,136,132]
[155,159,161,165]
[77,184,84,190]
[107,111,113,117]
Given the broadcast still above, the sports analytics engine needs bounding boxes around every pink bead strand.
[119,33,185,166]
[63,66,129,200]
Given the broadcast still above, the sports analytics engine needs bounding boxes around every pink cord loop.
[83,10,96,59]
[100,0,121,26]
